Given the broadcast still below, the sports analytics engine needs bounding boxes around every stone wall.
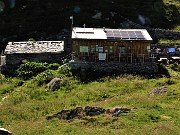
[69,61,158,75]
[148,29,180,41]
[5,53,64,65]
[119,16,180,41]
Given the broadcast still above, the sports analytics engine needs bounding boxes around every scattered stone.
[46,77,62,91]
[46,106,132,120]
[106,107,131,117]
[160,115,171,119]
[0,128,12,135]
[46,107,84,120]
[0,96,8,105]
[150,86,167,95]
[84,106,106,116]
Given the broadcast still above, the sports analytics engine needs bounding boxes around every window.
[119,46,125,54]
[80,46,89,52]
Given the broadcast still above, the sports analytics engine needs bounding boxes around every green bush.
[0,73,5,80]
[0,74,5,84]
[60,77,79,92]
[58,65,72,77]
[48,63,60,70]
[16,62,48,80]
[169,62,180,71]
[32,70,59,86]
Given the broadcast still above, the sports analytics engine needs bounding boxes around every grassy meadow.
[0,63,180,135]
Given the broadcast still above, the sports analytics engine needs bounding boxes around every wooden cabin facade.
[72,27,152,63]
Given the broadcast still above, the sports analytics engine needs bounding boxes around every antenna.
[70,16,73,25]
[70,16,73,37]
[83,24,86,32]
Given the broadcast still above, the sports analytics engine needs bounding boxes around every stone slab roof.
[4,41,64,54]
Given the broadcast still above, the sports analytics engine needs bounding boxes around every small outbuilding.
[2,41,64,65]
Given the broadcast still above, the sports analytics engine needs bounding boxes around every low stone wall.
[119,16,180,40]
[5,53,64,65]
[69,61,158,75]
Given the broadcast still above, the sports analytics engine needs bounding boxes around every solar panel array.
[106,30,146,40]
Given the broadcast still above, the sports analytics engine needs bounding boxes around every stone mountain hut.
[2,41,64,65]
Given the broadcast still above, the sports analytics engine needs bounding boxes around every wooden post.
[107,52,108,62]
[143,54,145,63]
[152,54,155,62]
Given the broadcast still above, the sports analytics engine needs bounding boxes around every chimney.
[103,27,106,32]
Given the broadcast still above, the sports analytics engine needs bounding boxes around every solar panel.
[129,35,137,39]
[128,31,135,35]
[120,31,128,34]
[134,31,142,35]
[107,37,114,39]
[106,30,113,33]
[106,30,114,38]
[134,31,145,39]
[114,33,121,37]
[106,30,146,40]
[107,32,113,34]
[128,31,137,39]
[121,36,129,39]
[113,30,120,34]
[136,35,145,39]
[107,33,114,37]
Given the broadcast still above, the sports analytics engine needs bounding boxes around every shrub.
[169,62,180,71]
[58,65,72,77]
[0,74,5,84]
[0,73,5,79]
[48,63,60,70]
[32,70,59,86]
[60,77,79,92]
[16,62,48,80]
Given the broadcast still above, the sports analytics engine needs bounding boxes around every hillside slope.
[0,64,180,135]
[0,0,179,36]
[0,0,179,53]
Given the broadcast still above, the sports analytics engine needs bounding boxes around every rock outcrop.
[46,106,132,120]
[46,77,62,91]
[150,86,168,95]
[0,128,12,135]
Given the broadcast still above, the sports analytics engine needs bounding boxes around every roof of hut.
[72,27,152,41]
[4,41,64,54]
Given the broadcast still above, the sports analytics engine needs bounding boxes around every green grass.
[163,0,180,8]
[159,39,180,45]
[162,0,180,31]
[173,25,180,32]
[0,65,180,135]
